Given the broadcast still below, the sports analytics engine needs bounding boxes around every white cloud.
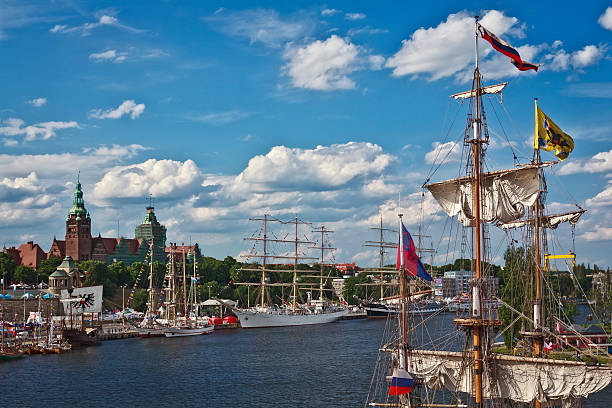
[360,192,442,229]
[348,26,389,36]
[385,10,522,80]
[572,45,605,67]
[0,117,78,142]
[89,100,146,120]
[345,12,366,21]
[49,14,144,36]
[385,10,603,82]
[26,97,47,107]
[544,44,605,71]
[424,141,461,165]
[89,49,127,63]
[598,7,612,31]
[362,177,400,197]
[229,142,394,193]
[205,9,313,48]
[0,144,148,231]
[283,35,371,90]
[558,149,612,175]
[351,249,378,264]
[92,159,202,201]
[321,9,340,17]
[585,181,612,208]
[191,110,250,125]
[579,225,612,241]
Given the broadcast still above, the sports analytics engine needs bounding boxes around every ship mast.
[365,216,397,300]
[147,238,154,328]
[398,213,408,373]
[532,100,545,408]
[182,245,187,325]
[471,16,484,407]
[311,226,336,301]
[241,215,315,309]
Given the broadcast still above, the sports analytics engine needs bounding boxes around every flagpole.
[475,16,480,69]
[534,98,539,150]
[398,213,408,374]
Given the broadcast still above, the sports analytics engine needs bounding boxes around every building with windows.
[47,180,162,265]
[440,270,498,298]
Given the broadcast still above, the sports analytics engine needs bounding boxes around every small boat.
[162,325,214,337]
[0,349,24,361]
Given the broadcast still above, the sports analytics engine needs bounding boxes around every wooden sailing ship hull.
[62,328,100,347]
[234,308,348,328]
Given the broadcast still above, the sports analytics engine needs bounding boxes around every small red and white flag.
[543,341,554,352]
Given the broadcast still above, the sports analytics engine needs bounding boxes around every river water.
[1,315,611,407]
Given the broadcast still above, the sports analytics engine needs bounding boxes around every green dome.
[68,179,88,218]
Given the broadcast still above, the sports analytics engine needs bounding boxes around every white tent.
[201,299,236,307]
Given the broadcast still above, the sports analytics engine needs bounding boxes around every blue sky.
[1,1,611,269]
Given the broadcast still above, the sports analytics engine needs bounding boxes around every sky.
[1,0,611,269]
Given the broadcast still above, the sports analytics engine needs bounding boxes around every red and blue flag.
[396,221,432,281]
[477,23,538,72]
[512,59,539,72]
[389,368,415,396]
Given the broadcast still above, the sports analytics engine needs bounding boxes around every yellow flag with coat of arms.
[534,102,574,161]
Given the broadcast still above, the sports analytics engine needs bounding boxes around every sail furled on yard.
[425,166,540,227]
[499,209,586,230]
[407,350,612,405]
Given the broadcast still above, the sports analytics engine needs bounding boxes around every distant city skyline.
[1,1,611,268]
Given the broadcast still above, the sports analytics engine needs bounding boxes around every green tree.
[343,272,373,305]
[36,257,62,284]
[200,280,220,301]
[0,252,16,285]
[132,289,148,312]
[14,265,37,284]
[499,246,531,349]
[80,261,116,297]
[108,262,133,287]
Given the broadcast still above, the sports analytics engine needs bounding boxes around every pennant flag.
[389,368,415,396]
[535,106,574,161]
[478,23,538,72]
[396,221,432,281]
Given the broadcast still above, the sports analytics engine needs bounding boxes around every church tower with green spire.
[65,175,92,261]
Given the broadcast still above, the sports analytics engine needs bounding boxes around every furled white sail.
[407,350,612,405]
[425,166,540,227]
[451,82,507,100]
[499,209,586,230]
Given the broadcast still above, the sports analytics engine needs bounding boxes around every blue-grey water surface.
[1,314,611,407]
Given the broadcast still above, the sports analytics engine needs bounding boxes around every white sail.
[451,82,507,100]
[407,349,612,405]
[425,166,540,227]
[499,209,586,230]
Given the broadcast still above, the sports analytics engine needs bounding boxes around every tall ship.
[161,244,213,337]
[361,217,442,318]
[231,215,348,328]
[366,17,612,408]
[138,240,164,338]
